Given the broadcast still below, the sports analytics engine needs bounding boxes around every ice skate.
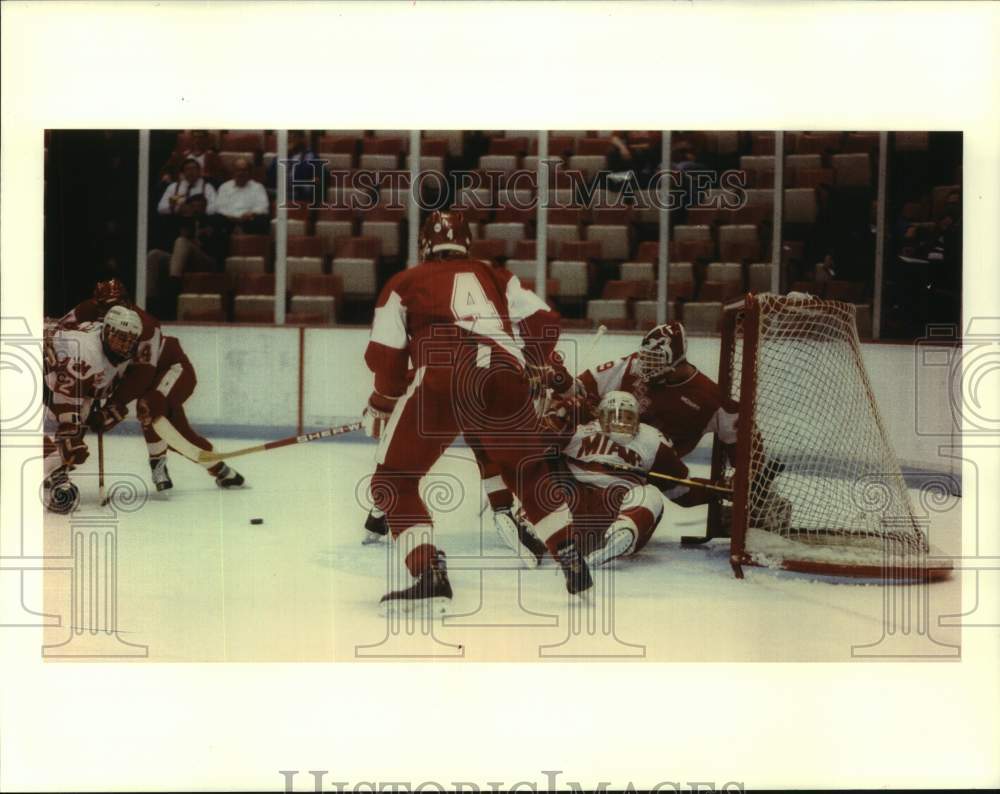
[554,538,593,597]
[493,508,545,568]
[44,469,80,515]
[213,463,245,488]
[586,524,637,569]
[379,550,452,615]
[362,508,389,545]
[149,454,173,492]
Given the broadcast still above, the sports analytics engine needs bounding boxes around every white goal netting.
[720,294,928,571]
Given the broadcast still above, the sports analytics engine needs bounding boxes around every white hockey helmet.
[638,321,687,381]
[102,304,142,361]
[597,390,640,442]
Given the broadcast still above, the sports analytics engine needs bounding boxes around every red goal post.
[707,293,952,581]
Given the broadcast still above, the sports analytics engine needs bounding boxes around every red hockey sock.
[543,525,573,558]
[404,543,437,578]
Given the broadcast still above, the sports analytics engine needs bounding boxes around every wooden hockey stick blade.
[151,416,210,465]
[196,421,364,464]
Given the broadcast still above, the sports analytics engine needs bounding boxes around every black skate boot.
[213,464,245,488]
[149,454,173,492]
[379,550,453,615]
[44,469,80,515]
[555,538,593,597]
[362,508,389,545]
[494,508,545,568]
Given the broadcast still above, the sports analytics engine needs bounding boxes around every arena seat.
[586,224,630,261]
[550,260,589,300]
[314,209,354,256]
[620,261,654,282]
[469,238,507,264]
[682,301,723,334]
[784,188,819,224]
[332,258,377,300]
[832,153,871,187]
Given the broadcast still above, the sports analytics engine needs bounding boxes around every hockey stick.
[152,416,364,465]
[97,428,107,506]
[606,462,733,496]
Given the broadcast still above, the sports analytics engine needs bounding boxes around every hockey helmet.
[419,210,472,261]
[638,321,687,381]
[597,390,640,443]
[102,304,142,362]
[93,277,131,308]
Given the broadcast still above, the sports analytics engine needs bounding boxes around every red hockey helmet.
[638,321,687,381]
[419,210,472,261]
[93,277,131,308]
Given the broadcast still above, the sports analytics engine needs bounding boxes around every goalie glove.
[85,402,127,434]
[362,392,399,440]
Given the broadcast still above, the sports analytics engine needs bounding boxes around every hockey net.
[707,293,951,580]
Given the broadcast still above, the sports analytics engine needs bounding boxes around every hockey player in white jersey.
[549,390,720,571]
[42,305,142,513]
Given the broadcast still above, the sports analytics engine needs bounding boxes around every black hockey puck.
[250,518,263,525]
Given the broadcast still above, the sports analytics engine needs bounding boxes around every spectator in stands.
[266,130,321,204]
[153,159,220,316]
[216,157,269,236]
[160,130,224,185]
[608,131,660,189]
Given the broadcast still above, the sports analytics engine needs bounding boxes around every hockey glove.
[56,422,89,467]
[362,392,399,440]
[86,402,127,434]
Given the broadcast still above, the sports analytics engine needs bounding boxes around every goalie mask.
[93,277,131,309]
[597,390,640,443]
[419,210,472,261]
[102,304,142,363]
[638,321,687,381]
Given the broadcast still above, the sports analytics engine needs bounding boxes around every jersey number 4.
[450,272,504,334]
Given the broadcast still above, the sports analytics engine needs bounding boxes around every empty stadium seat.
[791,132,843,155]
[831,153,871,187]
[620,261,655,282]
[289,273,341,324]
[559,239,602,262]
[673,224,712,243]
[271,217,306,237]
[795,168,835,189]
[469,239,507,263]
[668,262,693,284]
[718,225,760,261]
[224,255,267,275]
[233,295,274,322]
[586,225,629,261]
[335,236,381,260]
[567,155,606,180]
[360,219,401,259]
[706,262,744,289]
[784,154,822,183]
[748,263,773,293]
[405,155,445,173]
[479,154,518,175]
[784,188,818,224]
[682,302,723,333]
[359,153,398,171]
[546,223,581,249]
[314,210,354,256]
[587,299,630,326]
[228,234,269,257]
[739,155,775,187]
[286,256,323,277]
[317,152,353,171]
[634,300,674,330]
[670,238,715,261]
[550,260,589,300]
[843,133,879,154]
[235,272,275,295]
[177,293,224,322]
[332,258,377,299]
[287,236,323,258]
[636,241,659,264]
[505,259,538,282]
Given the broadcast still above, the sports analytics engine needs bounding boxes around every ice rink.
[41,432,963,662]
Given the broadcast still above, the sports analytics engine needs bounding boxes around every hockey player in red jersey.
[42,305,144,512]
[56,278,163,375]
[575,322,739,459]
[88,334,245,490]
[363,210,583,611]
[544,390,719,568]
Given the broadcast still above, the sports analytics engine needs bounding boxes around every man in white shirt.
[157,158,219,278]
[215,157,270,235]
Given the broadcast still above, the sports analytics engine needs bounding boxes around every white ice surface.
[41,435,963,662]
